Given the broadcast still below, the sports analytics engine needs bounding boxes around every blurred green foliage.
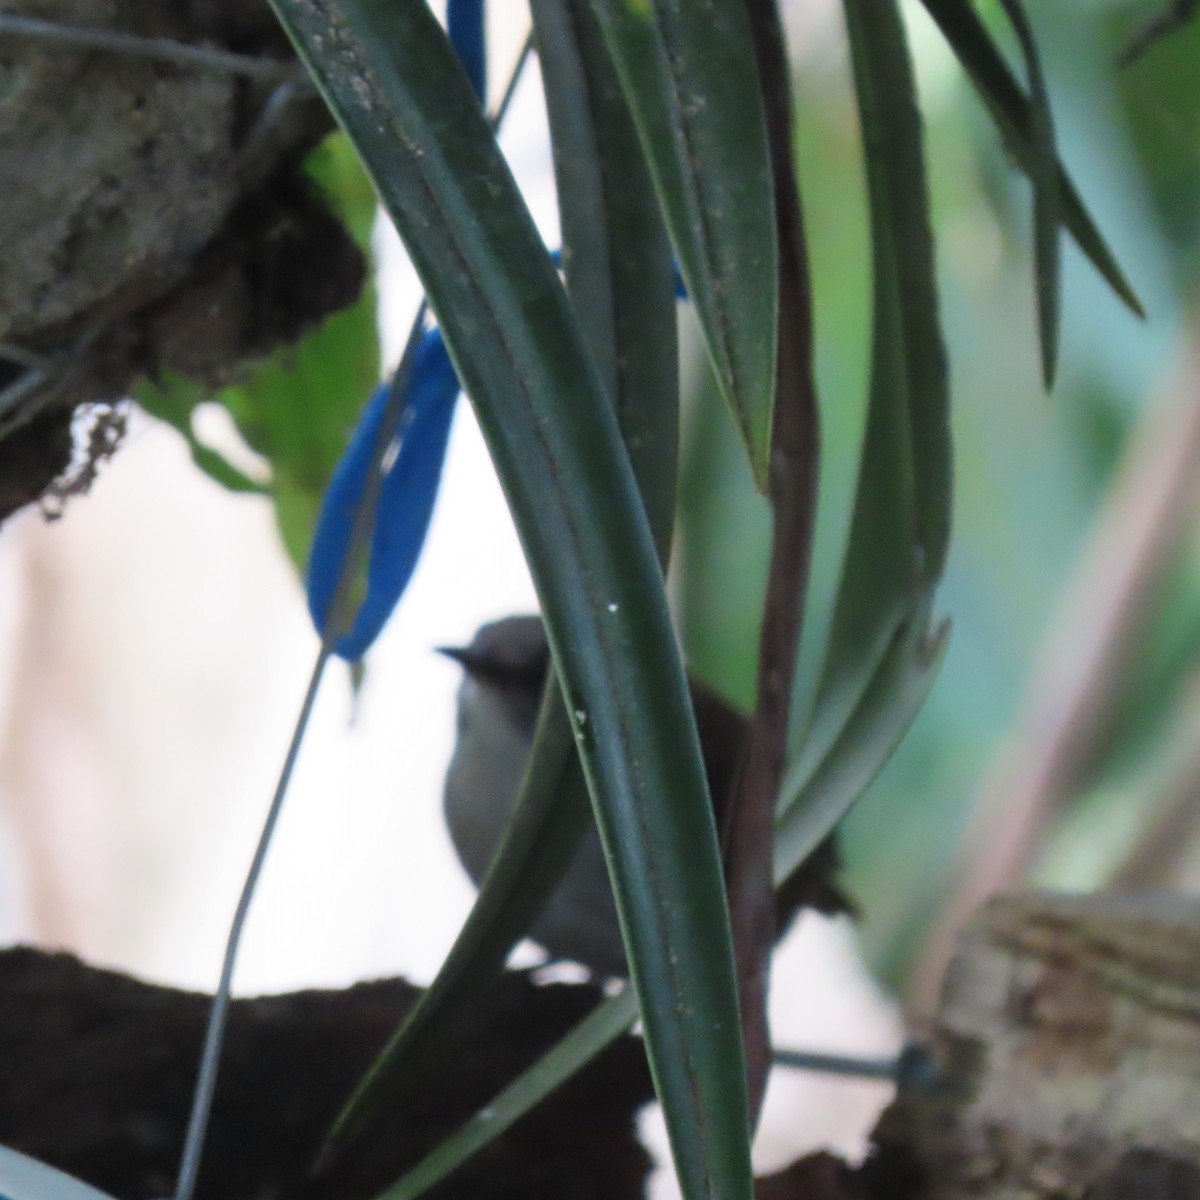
[137,133,381,574]
[679,0,1200,989]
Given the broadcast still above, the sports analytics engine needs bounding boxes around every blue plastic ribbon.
[447,0,486,101]
[306,329,459,661]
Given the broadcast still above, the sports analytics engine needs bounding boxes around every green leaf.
[784,603,909,814]
[589,0,778,488]
[0,1145,120,1200]
[776,596,948,882]
[996,0,1060,389]
[268,6,753,1199]
[219,277,379,574]
[847,0,951,583]
[533,0,679,559]
[135,132,381,573]
[379,990,638,1200]
[783,0,950,830]
[132,373,268,495]
[307,127,380,248]
[330,2,687,1145]
[220,136,381,571]
[918,0,1145,319]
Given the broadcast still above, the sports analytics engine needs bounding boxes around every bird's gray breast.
[442,676,534,886]
[442,676,626,977]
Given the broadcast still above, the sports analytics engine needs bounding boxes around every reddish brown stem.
[722,0,821,1129]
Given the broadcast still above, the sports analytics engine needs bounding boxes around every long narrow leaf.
[783,0,950,836]
[776,597,948,882]
[918,0,1144,318]
[847,0,951,583]
[267,7,752,1199]
[782,606,908,820]
[380,991,638,1200]
[533,0,679,559]
[997,0,1061,389]
[0,1146,119,1200]
[590,0,778,487]
[781,102,919,810]
[329,0,681,1151]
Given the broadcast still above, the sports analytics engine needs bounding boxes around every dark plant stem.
[722,0,821,1129]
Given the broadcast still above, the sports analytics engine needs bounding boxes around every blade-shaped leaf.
[784,0,949,823]
[589,0,778,487]
[996,0,1060,389]
[846,0,951,583]
[380,990,638,1200]
[918,0,1144,318]
[776,596,948,882]
[533,0,679,559]
[329,0,681,1151]
[267,6,752,1199]
[0,1145,120,1200]
[782,603,908,831]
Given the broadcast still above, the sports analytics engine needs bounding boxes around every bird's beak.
[436,644,478,671]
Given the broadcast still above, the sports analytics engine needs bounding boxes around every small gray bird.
[440,615,849,978]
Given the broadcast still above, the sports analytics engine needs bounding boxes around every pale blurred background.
[3,0,1200,1188]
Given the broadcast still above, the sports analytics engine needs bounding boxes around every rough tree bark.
[874,892,1200,1200]
[0,0,363,520]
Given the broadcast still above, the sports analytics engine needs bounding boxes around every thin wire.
[492,31,534,129]
[0,13,312,83]
[772,1041,935,1091]
[0,368,47,423]
[170,30,536,1200]
[0,325,103,439]
[170,318,426,1200]
[772,1048,901,1082]
[0,342,53,373]
[233,80,309,177]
